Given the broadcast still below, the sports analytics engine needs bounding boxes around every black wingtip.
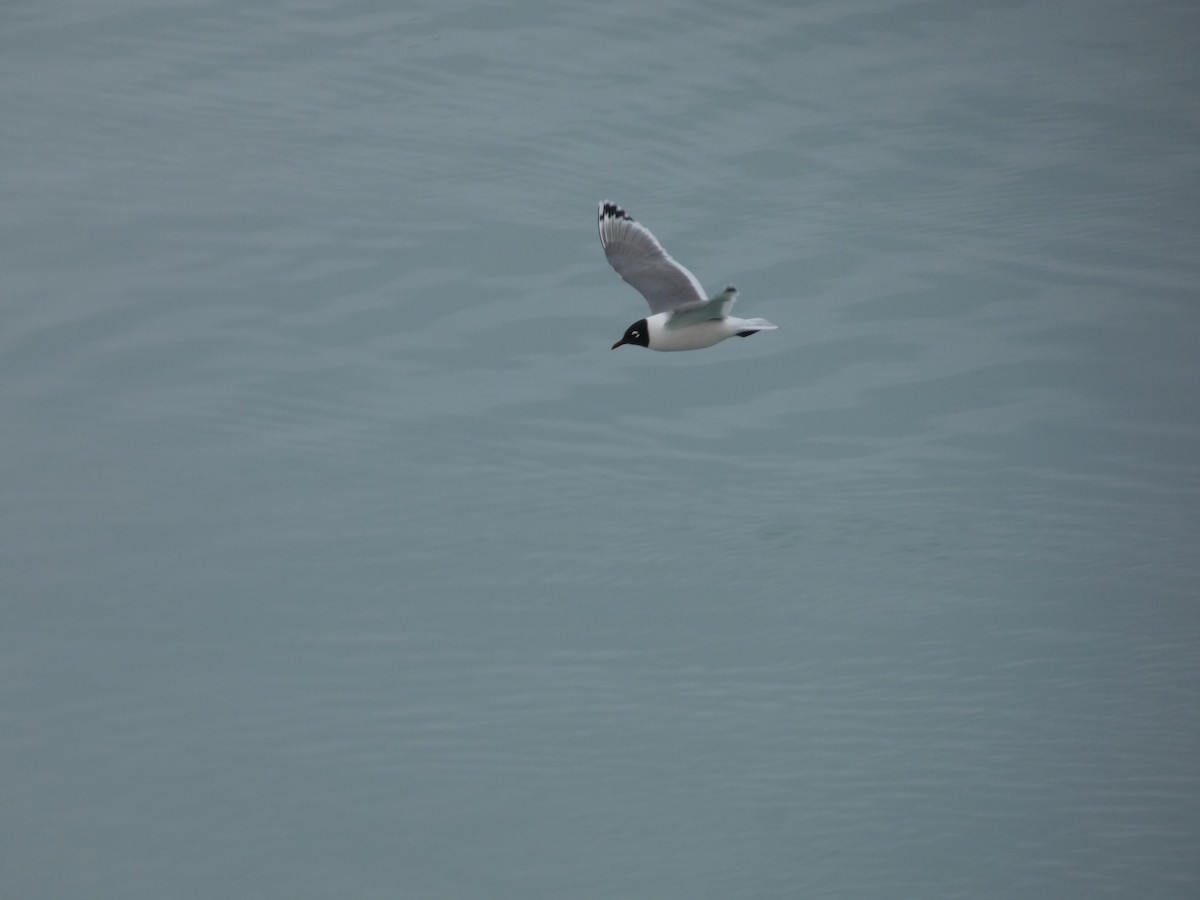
[599,201,631,222]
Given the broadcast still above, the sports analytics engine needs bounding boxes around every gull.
[598,201,776,351]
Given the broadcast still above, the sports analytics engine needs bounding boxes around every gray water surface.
[3,1,1199,898]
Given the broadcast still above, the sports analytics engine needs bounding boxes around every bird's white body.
[644,311,776,351]
[598,201,776,352]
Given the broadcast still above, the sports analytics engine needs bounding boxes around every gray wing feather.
[598,202,707,314]
[666,287,738,327]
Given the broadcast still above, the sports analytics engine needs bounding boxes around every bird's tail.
[735,317,777,338]
[736,317,777,334]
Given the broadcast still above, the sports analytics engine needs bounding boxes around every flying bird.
[598,201,776,351]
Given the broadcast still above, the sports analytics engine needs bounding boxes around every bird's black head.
[611,318,650,350]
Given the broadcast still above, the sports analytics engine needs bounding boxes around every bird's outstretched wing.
[598,202,707,314]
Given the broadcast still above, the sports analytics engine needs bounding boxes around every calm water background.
[3,0,1198,897]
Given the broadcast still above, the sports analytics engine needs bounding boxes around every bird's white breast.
[646,313,739,351]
